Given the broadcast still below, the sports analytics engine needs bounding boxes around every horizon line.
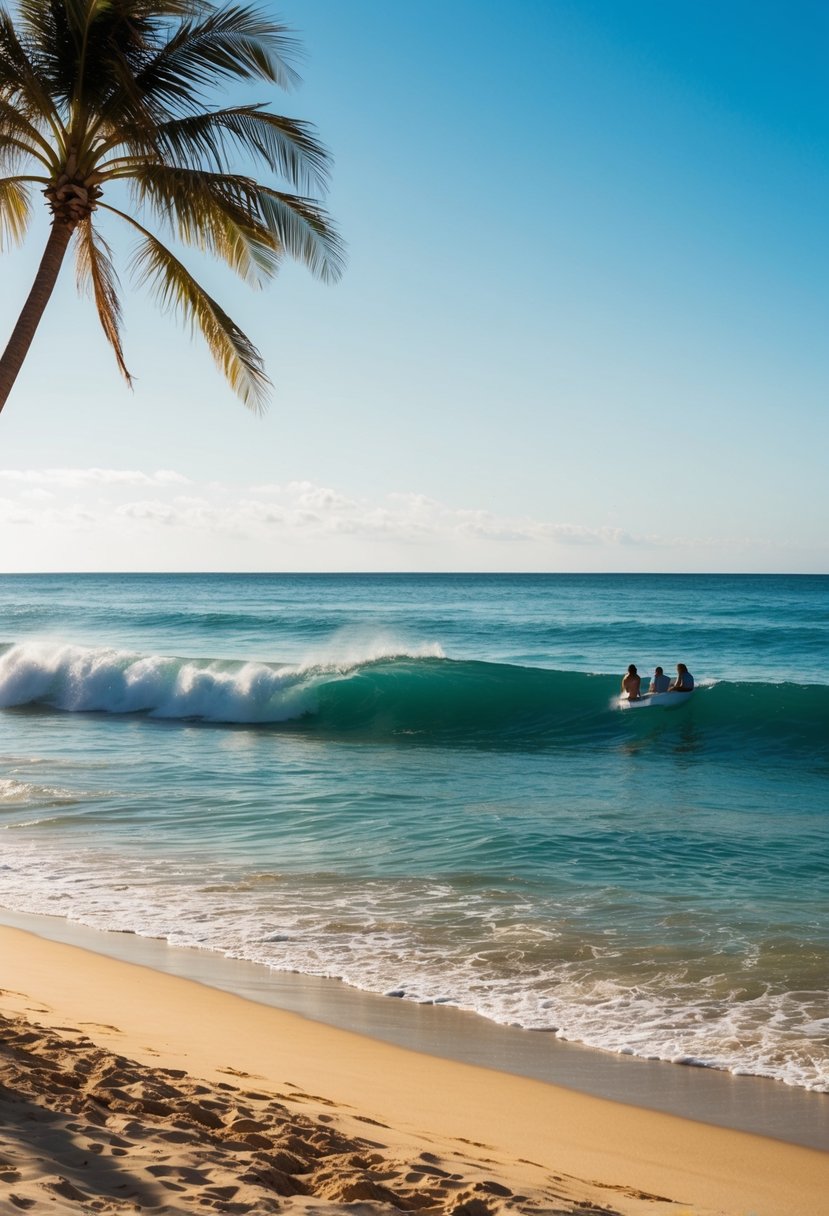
[0,570,826,579]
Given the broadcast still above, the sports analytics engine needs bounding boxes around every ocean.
[0,573,826,1093]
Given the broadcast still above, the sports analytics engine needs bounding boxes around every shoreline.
[1,920,827,1216]
[1,908,827,1153]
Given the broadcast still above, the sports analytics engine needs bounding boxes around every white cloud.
[155,470,191,485]
[2,468,644,547]
[21,488,55,502]
[116,500,176,524]
[0,497,36,525]
[0,467,809,573]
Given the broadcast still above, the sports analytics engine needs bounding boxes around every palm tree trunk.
[0,221,74,415]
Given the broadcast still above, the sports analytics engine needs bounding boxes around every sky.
[0,0,827,573]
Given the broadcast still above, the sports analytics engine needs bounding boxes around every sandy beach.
[1,924,826,1216]
[2,0,826,1203]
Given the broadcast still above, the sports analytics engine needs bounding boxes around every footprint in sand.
[226,1117,268,1133]
[414,1161,454,1180]
[148,1164,212,1186]
[46,1177,89,1202]
[157,1129,201,1146]
[592,1179,675,1202]
[287,1090,338,1105]
[107,1135,134,1149]
[474,1179,513,1197]
[201,1185,239,1201]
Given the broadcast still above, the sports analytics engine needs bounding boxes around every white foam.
[294,631,445,673]
[0,777,83,804]
[0,638,446,723]
[0,836,826,1093]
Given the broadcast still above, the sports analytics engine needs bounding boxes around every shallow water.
[0,573,826,1090]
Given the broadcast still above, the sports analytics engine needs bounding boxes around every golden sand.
[1,925,826,1215]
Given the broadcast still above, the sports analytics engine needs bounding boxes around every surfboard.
[618,690,694,710]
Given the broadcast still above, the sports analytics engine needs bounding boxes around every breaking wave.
[0,640,826,757]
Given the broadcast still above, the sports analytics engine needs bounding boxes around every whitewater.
[0,573,826,1092]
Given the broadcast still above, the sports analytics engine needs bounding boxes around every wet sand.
[1,922,827,1215]
[1,907,826,1152]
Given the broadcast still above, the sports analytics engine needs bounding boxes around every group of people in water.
[621,662,694,701]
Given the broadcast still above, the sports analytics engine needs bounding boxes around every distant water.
[0,573,826,1092]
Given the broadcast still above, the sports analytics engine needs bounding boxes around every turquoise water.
[0,574,826,1091]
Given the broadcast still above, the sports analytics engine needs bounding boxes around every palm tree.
[0,0,344,415]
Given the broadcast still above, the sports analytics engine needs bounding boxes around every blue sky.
[1,0,827,571]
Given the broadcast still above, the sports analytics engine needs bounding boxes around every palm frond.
[0,98,55,168]
[85,43,169,138]
[133,5,302,115]
[0,136,37,174]
[18,0,159,111]
[107,206,270,409]
[15,0,69,60]
[125,162,279,285]
[254,187,345,284]
[0,174,32,248]
[0,1,341,411]
[150,105,330,191]
[0,7,65,136]
[74,215,132,383]
[124,162,344,284]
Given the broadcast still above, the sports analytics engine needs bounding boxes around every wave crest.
[0,641,826,755]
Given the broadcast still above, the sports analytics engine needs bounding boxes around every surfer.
[621,664,641,700]
[669,663,694,692]
[650,666,670,693]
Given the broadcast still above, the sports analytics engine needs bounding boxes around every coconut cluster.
[43,172,104,229]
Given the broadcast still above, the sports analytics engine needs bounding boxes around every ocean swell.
[0,641,827,757]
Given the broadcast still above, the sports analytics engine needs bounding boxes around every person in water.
[650,665,670,694]
[621,664,641,700]
[669,662,694,692]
